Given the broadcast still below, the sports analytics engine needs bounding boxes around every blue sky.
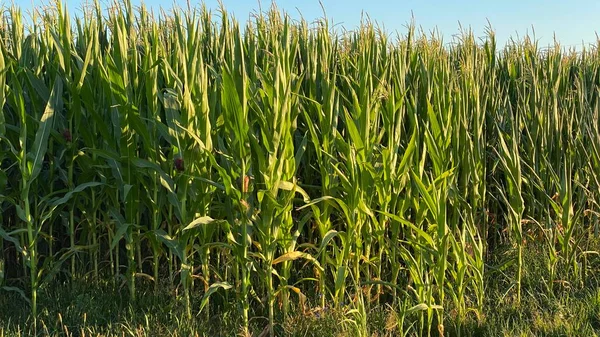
[16,0,599,49]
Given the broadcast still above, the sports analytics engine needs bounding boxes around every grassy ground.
[2,245,599,337]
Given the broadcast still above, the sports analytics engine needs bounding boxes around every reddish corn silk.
[242,175,250,193]
[174,157,184,172]
[63,129,72,143]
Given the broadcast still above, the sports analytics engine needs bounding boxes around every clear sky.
[15,0,600,50]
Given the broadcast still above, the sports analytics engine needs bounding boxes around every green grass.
[1,244,599,336]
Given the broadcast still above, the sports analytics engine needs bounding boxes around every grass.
[1,244,599,336]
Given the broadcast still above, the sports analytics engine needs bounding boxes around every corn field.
[1,1,600,336]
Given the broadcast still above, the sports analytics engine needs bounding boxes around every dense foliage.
[1,1,599,336]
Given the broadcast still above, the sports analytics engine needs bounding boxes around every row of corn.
[0,1,599,336]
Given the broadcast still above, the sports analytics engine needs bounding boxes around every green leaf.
[198,282,232,313]
[344,109,364,152]
[398,126,418,172]
[318,230,339,254]
[0,48,6,136]
[50,182,103,206]
[375,210,435,247]
[410,171,437,215]
[183,216,225,231]
[154,230,184,261]
[334,266,347,299]
[298,196,350,224]
[109,208,131,251]
[0,227,23,253]
[407,303,442,313]
[278,180,310,202]
[1,286,31,305]
[129,158,175,193]
[272,251,323,272]
[28,76,63,182]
